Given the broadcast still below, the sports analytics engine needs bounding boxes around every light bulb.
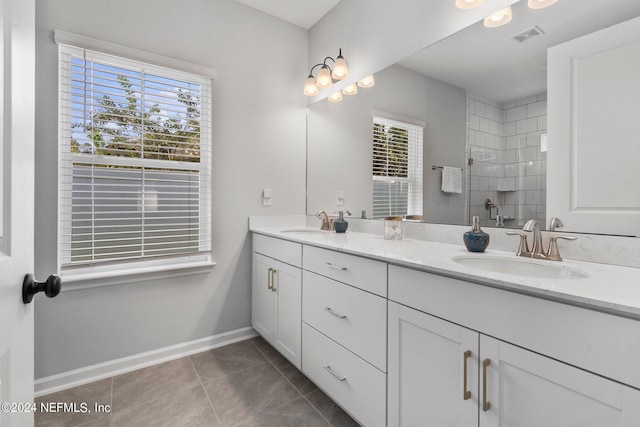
[332,54,349,80]
[316,66,333,88]
[357,75,375,88]
[455,0,484,9]
[328,91,343,103]
[303,76,319,96]
[342,84,358,95]
[528,0,559,9]
[483,6,512,27]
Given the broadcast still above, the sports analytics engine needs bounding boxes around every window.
[58,39,213,278]
[372,116,423,219]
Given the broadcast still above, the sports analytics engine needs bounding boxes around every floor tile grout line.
[188,355,224,427]
[106,362,206,424]
[237,338,318,425]
[300,392,335,427]
[249,338,334,427]
[110,357,203,412]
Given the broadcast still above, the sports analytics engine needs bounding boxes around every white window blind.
[372,116,423,219]
[58,44,212,270]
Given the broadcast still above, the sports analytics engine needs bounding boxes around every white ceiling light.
[484,6,512,27]
[528,0,559,9]
[455,0,485,9]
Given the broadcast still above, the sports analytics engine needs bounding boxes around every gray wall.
[34,0,307,378]
[307,64,466,224]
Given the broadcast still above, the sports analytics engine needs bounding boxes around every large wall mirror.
[306,0,640,231]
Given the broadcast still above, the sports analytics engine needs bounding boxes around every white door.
[547,15,640,236]
[272,259,301,369]
[0,0,36,425]
[479,335,640,427]
[388,302,479,427]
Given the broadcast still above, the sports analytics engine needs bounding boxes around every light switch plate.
[263,189,272,206]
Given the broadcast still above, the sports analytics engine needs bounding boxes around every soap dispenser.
[333,210,351,233]
[463,216,490,252]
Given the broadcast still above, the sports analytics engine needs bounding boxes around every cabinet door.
[480,335,640,427]
[272,259,302,369]
[388,302,479,427]
[251,252,274,343]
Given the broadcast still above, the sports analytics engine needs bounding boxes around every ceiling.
[398,0,640,103]
[234,0,342,29]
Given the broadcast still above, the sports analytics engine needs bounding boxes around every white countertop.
[250,225,640,319]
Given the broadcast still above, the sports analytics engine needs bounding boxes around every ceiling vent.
[511,26,545,43]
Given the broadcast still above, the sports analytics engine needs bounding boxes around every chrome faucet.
[315,210,332,231]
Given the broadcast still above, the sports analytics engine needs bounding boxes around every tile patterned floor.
[35,337,361,427]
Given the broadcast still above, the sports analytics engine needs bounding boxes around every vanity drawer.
[303,245,387,297]
[253,233,302,267]
[303,270,387,371]
[302,323,386,427]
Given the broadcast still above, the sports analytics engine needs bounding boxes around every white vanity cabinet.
[250,228,640,427]
[388,301,479,426]
[388,266,640,427]
[301,246,388,427]
[251,234,302,368]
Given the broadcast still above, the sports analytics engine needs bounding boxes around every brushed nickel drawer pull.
[267,268,274,290]
[269,268,276,292]
[482,358,491,412]
[324,365,347,381]
[324,307,347,319]
[463,350,471,401]
[326,262,348,271]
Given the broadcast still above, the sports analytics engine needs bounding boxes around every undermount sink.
[452,255,588,280]
[281,229,326,234]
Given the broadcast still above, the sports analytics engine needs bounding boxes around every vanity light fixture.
[342,84,358,95]
[483,6,512,27]
[328,91,343,103]
[528,0,559,9]
[357,75,375,88]
[455,0,484,9]
[303,48,349,96]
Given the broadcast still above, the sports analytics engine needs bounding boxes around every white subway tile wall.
[466,93,547,228]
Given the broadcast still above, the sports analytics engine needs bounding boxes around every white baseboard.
[35,326,258,398]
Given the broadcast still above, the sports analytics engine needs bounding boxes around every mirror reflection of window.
[372,117,423,219]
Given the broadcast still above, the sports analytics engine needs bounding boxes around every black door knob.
[22,274,62,304]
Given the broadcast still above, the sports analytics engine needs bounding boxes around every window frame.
[55,31,216,289]
[372,115,424,219]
